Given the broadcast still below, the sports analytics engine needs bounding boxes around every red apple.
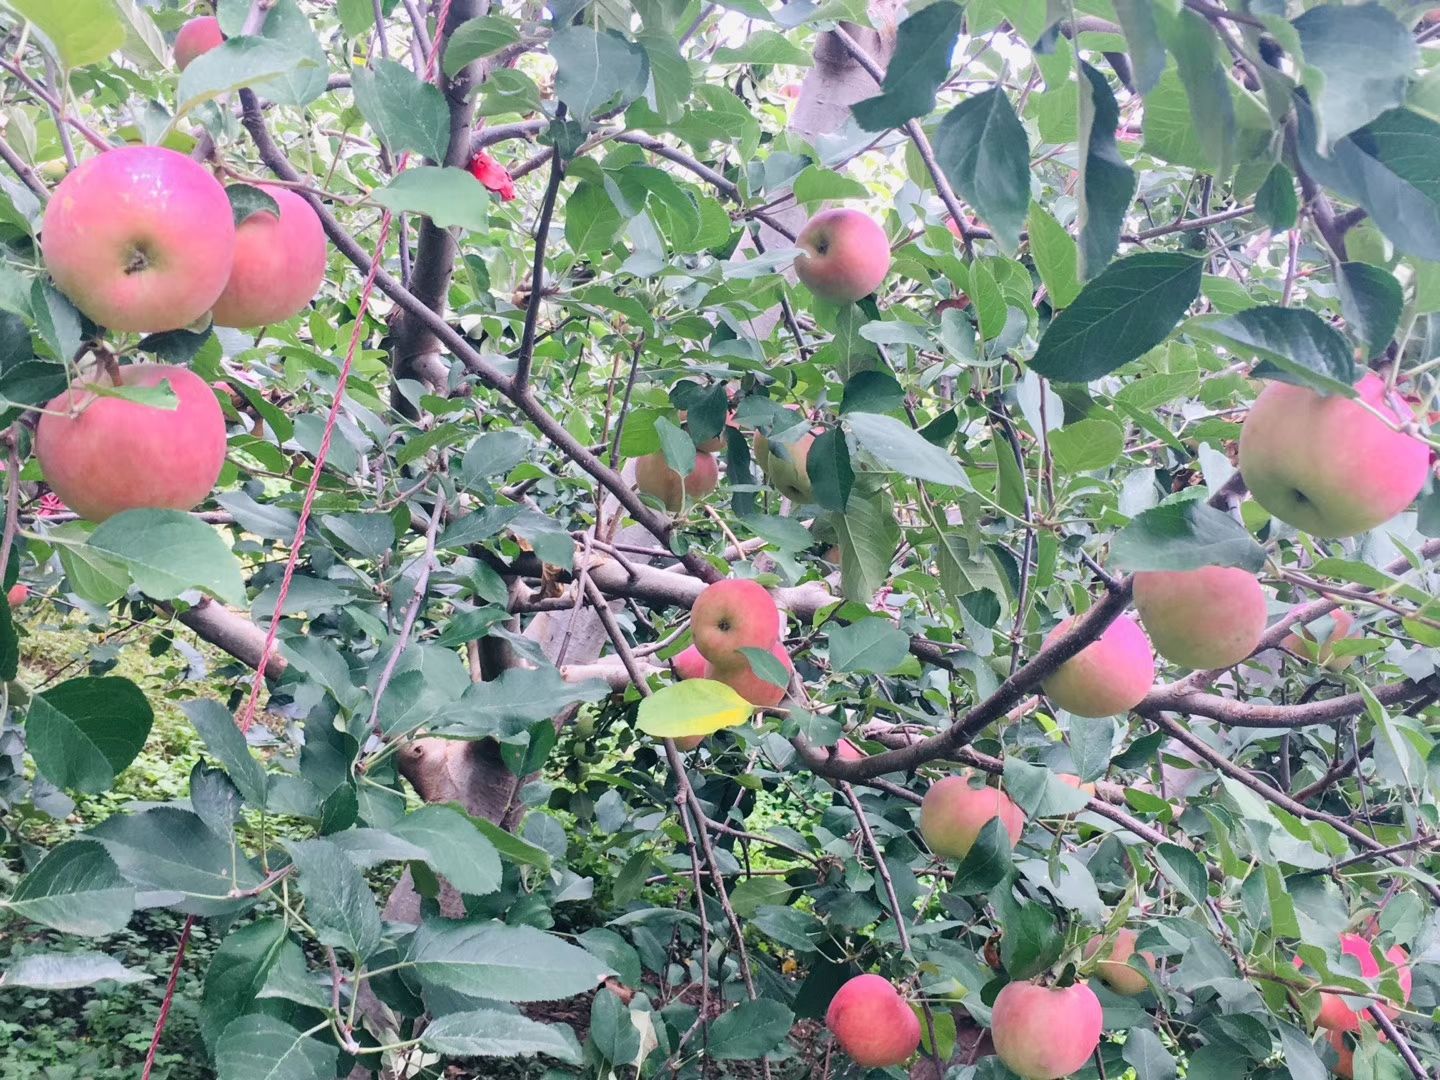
[1041,614,1155,718]
[1239,374,1430,538]
[710,641,792,707]
[7,583,28,607]
[825,973,920,1068]
[1282,609,1358,671]
[671,644,709,681]
[210,184,327,328]
[835,737,865,762]
[991,980,1104,1080]
[35,363,227,521]
[635,451,718,512]
[919,774,1024,859]
[42,146,236,332]
[1057,773,1096,796]
[1133,566,1268,670]
[1083,929,1155,996]
[690,579,781,667]
[793,208,890,303]
[174,16,224,70]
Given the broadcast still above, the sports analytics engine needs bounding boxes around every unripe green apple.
[1238,374,1429,538]
[753,429,814,503]
[1133,566,1267,670]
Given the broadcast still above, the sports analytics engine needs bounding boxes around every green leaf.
[807,426,853,512]
[714,29,812,66]
[422,1009,584,1064]
[225,184,281,228]
[371,167,489,231]
[933,87,1030,249]
[199,918,295,1050]
[352,59,450,162]
[1187,306,1356,394]
[176,36,319,117]
[565,181,624,253]
[409,918,613,1002]
[847,412,970,488]
[1027,203,1080,308]
[1047,418,1123,472]
[1077,61,1136,277]
[636,679,753,738]
[5,840,134,936]
[949,818,1013,894]
[1254,165,1298,231]
[1337,261,1402,358]
[1030,252,1201,381]
[1296,104,1440,262]
[1113,0,1166,94]
[336,0,374,37]
[1161,9,1236,179]
[444,15,521,76]
[285,839,383,960]
[792,165,869,205]
[390,805,502,896]
[6,0,124,69]
[216,1016,338,1080]
[1111,501,1266,573]
[183,699,268,808]
[750,905,821,952]
[90,807,262,916]
[839,370,905,415]
[87,510,245,605]
[461,431,531,486]
[1153,842,1208,905]
[1293,2,1417,151]
[1,951,150,990]
[433,666,607,738]
[834,491,900,603]
[1123,1027,1178,1080]
[997,896,1063,979]
[26,676,153,794]
[852,1,963,131]
[655,415,694,476]
[706,999,795,1060]
[829,619,910,674]
[549,26,649,120]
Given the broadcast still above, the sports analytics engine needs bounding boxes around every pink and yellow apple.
[36,363,227,522]
[636,451,718,511]
[671,644,709,681]
[174,16,223,70]
[1041,614,1155,718]
[793,208,890,303]
[1238,374,1429,538]
[991,980,1103,1080]
[825,973,920,1068]
[1083,929,1155,996]
[1133,566,1268,670]
[42,146,236,332]
[1282,609,1358,671]
[919,774,1024,858]
[690,579,781,667]
[210,184,327,328]
[753,428,815,503]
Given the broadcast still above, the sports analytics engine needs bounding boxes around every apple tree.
[0,0,1437,1078]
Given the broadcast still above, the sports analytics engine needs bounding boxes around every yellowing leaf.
[636,680,752,738]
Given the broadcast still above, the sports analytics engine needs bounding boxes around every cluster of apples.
[668,581,794,750]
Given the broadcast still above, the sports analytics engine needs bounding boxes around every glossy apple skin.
[919,774,1024,858]
[1041,614,1155,718]
[794,209,890,303]
[712,641,792,707]
[1238,374,1429,538]
[991,981,1103,1080]
[42,146,236,333]
[174,16,223,70]
[636,451,718,511]
[671,644,709,681]
[1295,934,1411,1032]
[211,185,327,328]
[1083,929,1155,996]
[36,364,227,522]
[825,973,920,1068]
[753,429,815,503]
[1282,608,1358,671]
[1133,566,1268,670]
[690,580,781,666]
